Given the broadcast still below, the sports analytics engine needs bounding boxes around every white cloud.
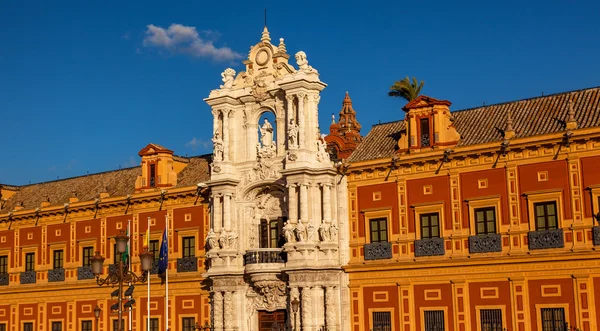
[185,137,211,150]
[143,24,241,61]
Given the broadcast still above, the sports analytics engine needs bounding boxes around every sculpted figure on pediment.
[220,68,236,89]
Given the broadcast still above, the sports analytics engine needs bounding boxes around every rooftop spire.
[261,26,271,43]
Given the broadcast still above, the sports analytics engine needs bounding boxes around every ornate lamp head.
[90,251,105,275]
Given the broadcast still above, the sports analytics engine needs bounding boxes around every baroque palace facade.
[1,26,600,331]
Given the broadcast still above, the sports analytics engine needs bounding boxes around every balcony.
[0,273,8,286]
[364,242,392,261]
[468,234,502,254]
[150,260,159,275]
[414,238,445,257]
[48,268,65,282]
[177,257,198,273]
[244,249,286,264]
[20,271,36,284]
[78,266,95,280]
[593,227,600,246]
[528,229,564,250]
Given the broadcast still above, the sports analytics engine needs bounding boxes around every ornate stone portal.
[203,27,350,331]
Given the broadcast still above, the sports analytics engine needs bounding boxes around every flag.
[144,226,150,248]
[158,229,168,284]
[121,227,129,269]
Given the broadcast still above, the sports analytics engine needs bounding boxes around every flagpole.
[165,214,169,331]
[147,217,151,331]
[128,219,132,331]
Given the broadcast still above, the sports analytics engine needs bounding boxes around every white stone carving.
[206,228,217,251]
[295,51,317,73]
[283,221,296,243]
[220,68,236,89]
[319,220,330,242]
[228,230,238,249]
[295,219,307,242]
[213,131,224,162]
[288,118,299,149]
[330,222,339,242]
[219,230,229,249]
[224,291,234,329]
[260,118,274,147]
[307,222,316,242]
[316,138,330,163]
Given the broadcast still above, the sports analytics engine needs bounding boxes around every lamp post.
[291,298,300,331]
[94,305,101,331]
[91,230,154,331]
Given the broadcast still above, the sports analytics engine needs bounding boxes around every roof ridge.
[16,166,141,188]
[371,119,404,128]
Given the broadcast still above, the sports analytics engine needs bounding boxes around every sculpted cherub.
[220,68,236,89]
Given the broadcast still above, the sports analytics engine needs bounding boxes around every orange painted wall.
[105,215,134,261]
[460,168,509,227]
[414,284,454,331]
[0,305,9,324]
[173,206,204,254]
[528,278,575,331]
[18,227,41,264]
[138,210,168,251]
[75,218,101,261]
[581,155,600,217]
[174,295,204,329]
[47,223,71,261]
[357,183,399,237]
[46,301,67,327]
[406,176,452,232]
[18,303,37,326]
[0,230,14,268]
[518,161,572,223]
[468,281,513,329]
[362,286,400,331]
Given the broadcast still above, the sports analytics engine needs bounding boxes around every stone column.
[300,184,309,223]
[223,291,234,331]
[297,93,306,148]
[313,184,322,227]
[323,184,331,223]
[213,291,224,331]
[212,109,220,136]
[288,184,298,223]
[222,108,230,161]
[301,286,312,331]
[286,95,296,149]
[223,194,231,231]
[214,194,222,233]
[325,286,337,331]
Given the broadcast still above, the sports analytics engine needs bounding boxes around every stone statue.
[318,220,330,242]
[213,131,224,161]
[220,68,236,89]
[295,51,317,73]
[288,118,298,148]
[283,221,296,243]
[260,118,274,147]
[316,138,329,162]
[228,230,238,249]
[219,230,229,249]
[205,229,217,251]
[329,223,338,242]
[307,222,316,242]
[295,219,307,242]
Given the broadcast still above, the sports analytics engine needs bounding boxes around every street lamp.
[90,230,154,331]
[291,298,300,331]
[194,321,213,331]
[94,306,101,331]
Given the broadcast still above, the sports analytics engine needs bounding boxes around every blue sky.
[1,0,599,185]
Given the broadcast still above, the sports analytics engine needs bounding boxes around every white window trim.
[475,305,507,331]
[21,247,37,272]
[363,209,393,244]
[412,203,445,240]
[368,308,395,331]
[49,243,67,269]
[524,191,563,231]
[466,197,502,236]
[420,307,448,331]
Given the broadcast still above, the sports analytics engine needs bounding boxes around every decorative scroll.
[177,257,198,273]
[20,271,36,284]
[414,238,445,257]
[78,266,95,280]
[528,229,564,250]
[468,234,502,253]
[48,268,65,282]
[364,242,393,260]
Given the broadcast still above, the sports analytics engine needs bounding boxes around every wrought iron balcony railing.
[48,268,65,282]
[244,249,286,265]
[78,266,95,280]
[364,242,392,260]
[20,270,36,284]
[151,260,159,274]
[421,133,431,147]
[414,238,445,257]
[528,229,564,250]
[177,257,198,273]
[0,273,8,286]
[468,233,502,254]
[593,226,600,246]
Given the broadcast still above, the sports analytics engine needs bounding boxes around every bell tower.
[203,27,349,331]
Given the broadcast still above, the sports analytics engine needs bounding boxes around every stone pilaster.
[289,286,300,331]
[213,291,224,331]
[300,184,309,222]
[325,286,337,331]
[222,108,230,162]
[213,194,222,233]
[288,184,298,223]
[297,93,306,148]
[323,183,331,222]
[223,194,232,231]
[224,291,234,331]
[301,286,312,331]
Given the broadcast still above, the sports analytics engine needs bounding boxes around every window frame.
[51,321,62,331]
[182,236,196,259]
[535,304,569,331]
[421,308,446,331]
[475,306,506,331]
[25,252,35,272]
[149,240,160,260]
[466,197,503,236]
[369,309,393,331]
[182,317,196,331]
[82,246,94,267]
[80,320,93,331]
[420,212,441,239]
[524,191,563,232]
[148,317,159,331]
[475,207,497,235]
[363,209,393,244]
[369,217,389,243]
[419,116,431,148]
[0,255,8,274]
[149,163,156,187]
[259,218,284,248]
[23,322,34,331]
[534,201,559,231]
[53,250,64,270]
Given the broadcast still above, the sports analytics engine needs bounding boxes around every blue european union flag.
[158,229,168,284]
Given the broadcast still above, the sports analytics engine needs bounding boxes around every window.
[149,164,156,187]
[475,207,497,235]
[371,311,392,331]
[369,218,388,243]
[51,321,62,331]
[0,324,6,331]
[535,201,558,231]
[260,219,284,248]
[541,308,566,331]
[480,309,503,331]
[23,323,33,331]
[82,247,93,267]
[182,236,195,258]
[424,310,445,331]
[420,117,431,147]
[148,318,159,331]
[112,319,123,331]
[114,244,122,264]
[0,256,7,274]
[420,213,440,239]
[81,320,92,331]
[182,317,195,331]
[25,253,35,272]
[149,240,160,259]
[53,250,64,269]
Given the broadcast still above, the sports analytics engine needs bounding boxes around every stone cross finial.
[505,108,515,139]
[261,26,271,42]
[567,99,578,129]
[278,38,286,53]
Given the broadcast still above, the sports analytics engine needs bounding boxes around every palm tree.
[388,76,424,102]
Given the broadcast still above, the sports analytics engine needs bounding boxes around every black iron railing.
[177,257,198,273]
[48,268,65,282]
[468,234,502,254]
[414,238,445,257]
[528,229,564,250]
[244,249,286,264]
[364,242,392,260]
[20,270,36,284]
[78,266,95,280]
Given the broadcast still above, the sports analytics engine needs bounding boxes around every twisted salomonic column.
[223,194,231,231]
[288,184,298,224]
[300,184,309,223]
[223,291,234,331]
[301,286,312,331]
[213,291,224,331]
[297,93,306,148]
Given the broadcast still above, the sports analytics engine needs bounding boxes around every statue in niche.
[287,118,298,148]
[330,222,339,242]
[295,51,317,73]
[307,222,316,242]
[260,118,274,147]
[220,68,236,89]
[228,230,238,249]
[206,229,217,251]
[219,230,229,249]
[318,220,330,242]
[283,221,295,243]
[316,138,330,162]
[212,131,224,161]
[295,219,307,242]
